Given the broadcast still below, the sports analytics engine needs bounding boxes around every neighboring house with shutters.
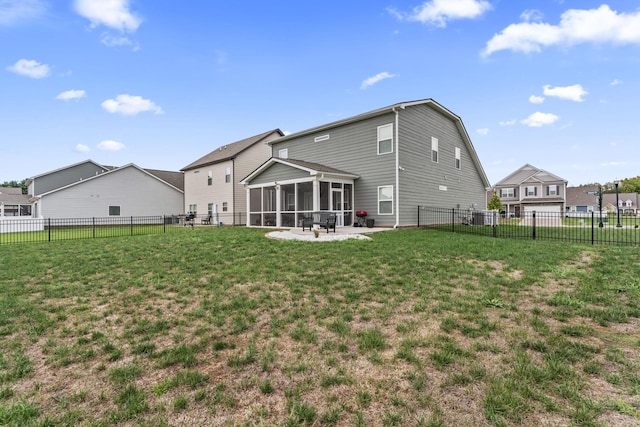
[26,161,183,218]
[493,164,567,217]
[240,99,490,228]
[181,129,283,225]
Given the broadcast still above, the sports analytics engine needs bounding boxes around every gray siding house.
[241,99,490,228]
[27,159,113,197]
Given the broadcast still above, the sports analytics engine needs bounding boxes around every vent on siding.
[314,134,330,143]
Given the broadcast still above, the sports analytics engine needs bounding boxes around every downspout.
[393,106,401,228]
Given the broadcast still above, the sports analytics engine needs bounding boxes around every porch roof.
[241,157,359,185]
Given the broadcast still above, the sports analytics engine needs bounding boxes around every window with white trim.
[109,206,120,216]
[377,124,393,155]
[225,167,231,183]
[501,188,515,198]
[278,148,288,159]
[188,204,197,215]
[547,185,558,196]
[526,186,537,197]
[222,202,228,212]
[455,147,461,169]
[207,203,213,215]
[431,137,438,163]
[378,185,393,215]
[207,170,212,186]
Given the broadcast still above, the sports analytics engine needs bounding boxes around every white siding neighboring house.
[30,164,183,218]
[493,164,567,217]
[181,129,283,225]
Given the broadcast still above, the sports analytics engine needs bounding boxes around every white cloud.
[0,0,47,26]
[97,140,125,151]
[100,33,139,50]
[6,58,50,78]
[520,9,543,22]
[500,119,516,126]
[56,89,86,101]
[483,5,640,56]
[74,0,141,32]
[75,144,91,153]
[476,128,489,135]
[101,94,163,115]
[529,95,545,104]
[543,84,588,102]
[360,72,396,89]
[521,112,559,127]
[610,79,623,86]
[391,0,491,27]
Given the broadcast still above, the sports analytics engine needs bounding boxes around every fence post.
[130,216,134,236]
[591,211,594,245]
[451,208,455,232]
[532,211,536,240]
[93,217,96,238]
[417,206,420,228]
[493,210,497,238]
[163,215,166,233]
[48,217,51,242]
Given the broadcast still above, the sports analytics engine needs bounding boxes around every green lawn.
[1,227,639,426]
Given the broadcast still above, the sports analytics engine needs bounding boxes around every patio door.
[331,188,343,227]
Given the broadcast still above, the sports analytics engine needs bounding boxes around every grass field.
[1,227,639,426]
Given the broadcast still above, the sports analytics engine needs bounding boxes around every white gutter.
[393,106,402,228]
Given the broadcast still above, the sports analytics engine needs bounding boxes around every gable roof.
[566,185,600,206]
[181,129,284,171]
[267,98,490,188]
[34,163,184,198]
[26,159,112,184]
[144,169,184,191]
[494,164,566,186]
[0,187,30,204]
[240,157,359,185]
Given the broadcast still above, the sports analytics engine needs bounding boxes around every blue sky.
[2,0,639,186]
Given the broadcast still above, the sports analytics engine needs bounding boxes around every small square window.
[278,148,288,159]
[109,206,120,216]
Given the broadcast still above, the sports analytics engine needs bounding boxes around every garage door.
[523,205,561,214]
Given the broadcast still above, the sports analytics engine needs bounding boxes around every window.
[431,137,438,163]
[377,124,393,155]
[225,167,231,183]
[223,202,228,212]
[109,206,120,216]
[526,186,537,197]
[208,171,212,186]
[278,148,288,159]
[500,188,515,198]
[455,147,461,169]
[378,185,393,215]
[188,204,197,214]
[547,185,558,196]
[208,203,213,215]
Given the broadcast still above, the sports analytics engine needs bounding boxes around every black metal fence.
[0,215,171,245]
[418,206,640,246]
